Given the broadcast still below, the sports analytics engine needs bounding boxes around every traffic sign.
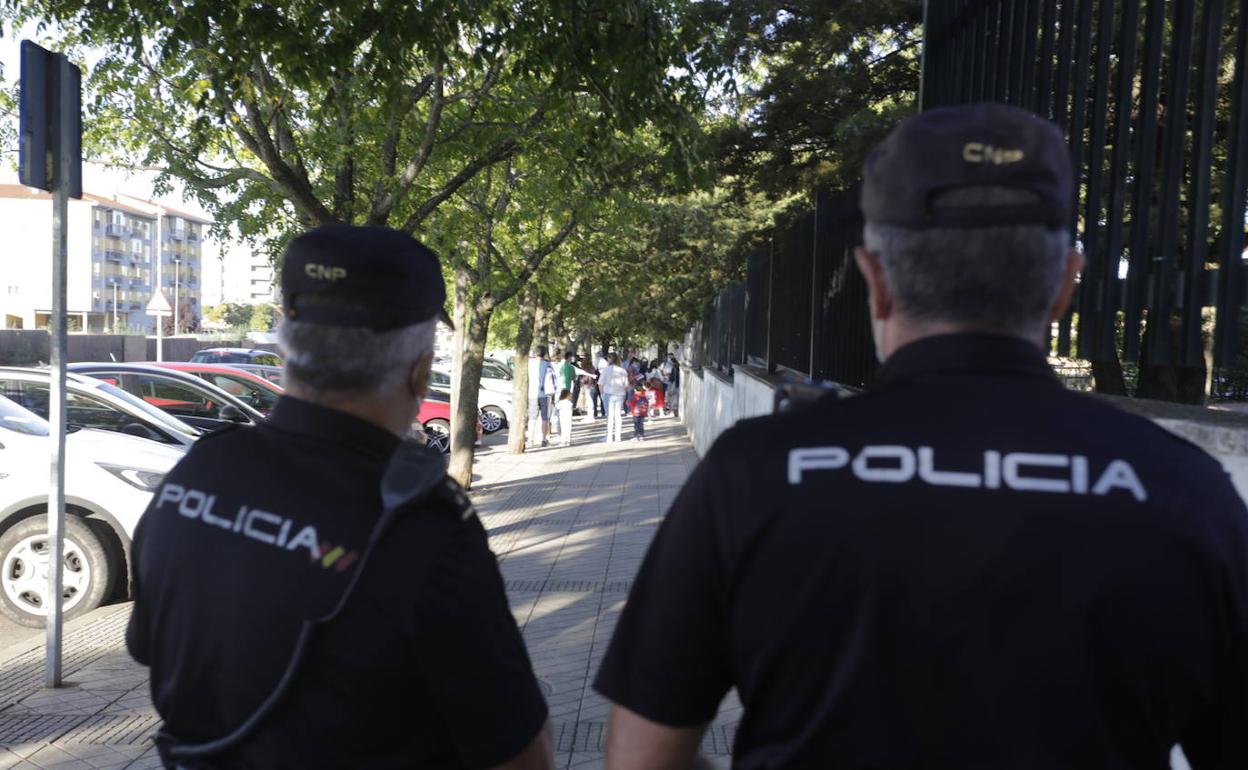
[146,291,173,316]
[21,39,83,689]
[19,42,81,198]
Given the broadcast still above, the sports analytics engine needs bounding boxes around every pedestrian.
[597,353,629,443]
[590,364,604,419]
[626,382,649,441]
[563,353,581,415]
[665,354,680,418]
[594,104,1248,768]
[647,372,666,418]
[553,389,573,446]
[527,345,557,448]
[126,224,553,768]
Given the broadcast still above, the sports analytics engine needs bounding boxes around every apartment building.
[248,251,278,304]
[0,185,209,333]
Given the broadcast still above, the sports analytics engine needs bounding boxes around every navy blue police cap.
[861,103,1074,230]
[280,224,452,331]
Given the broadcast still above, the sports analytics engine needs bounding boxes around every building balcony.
[103,250,125,262]
[104,223,125,237]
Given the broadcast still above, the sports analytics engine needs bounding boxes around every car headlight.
[96,464,166,491]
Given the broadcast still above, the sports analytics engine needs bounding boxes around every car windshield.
[483,363,512,380]
[197,351,249,364]
[91,381,201,438]
[0,395,49,437]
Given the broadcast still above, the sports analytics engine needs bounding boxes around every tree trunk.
[1136,313,1208,404]
[508,288,538,454]
[448,306,490,488]
[1091,356,1128,396]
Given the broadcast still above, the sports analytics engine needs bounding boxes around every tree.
[11,0,714,486]
[249,303,274,332]
[702,0,923,198]
[205,302,254,329]
[9,0,707,247]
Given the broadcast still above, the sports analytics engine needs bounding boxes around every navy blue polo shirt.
[128,396,547,768]
[595,333,1248,768]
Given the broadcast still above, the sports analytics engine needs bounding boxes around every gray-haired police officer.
[127,225,554,769]
[594,104,1248,768]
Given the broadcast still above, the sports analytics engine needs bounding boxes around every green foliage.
[5,0,710,260]
[249,303,274,332]
[204,302,254,329]
[558,185,791,343]
[703,0,922,198]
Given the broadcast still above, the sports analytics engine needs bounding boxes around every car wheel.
[480,406,507,434]
[0,516,115,628]
[424,418,451,454]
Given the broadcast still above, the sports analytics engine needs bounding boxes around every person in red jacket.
[626,383,649,442]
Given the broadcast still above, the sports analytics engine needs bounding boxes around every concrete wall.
[680,363,1248,504]
[0,330,278,365]
[0,330,51,365]
[734,366,778,423]
[681,366,737,458]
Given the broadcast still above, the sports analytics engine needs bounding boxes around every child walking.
[556,389,574,446]
[627,382,649,442]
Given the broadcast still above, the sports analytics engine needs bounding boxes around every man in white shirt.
[527,346,557,448]
[597,353,630,443]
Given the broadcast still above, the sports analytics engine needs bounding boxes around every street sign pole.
[46,126,67,688]
[22,41,82,689]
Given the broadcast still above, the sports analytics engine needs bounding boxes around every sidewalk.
[473,414,739,768]
[0,412,738,769]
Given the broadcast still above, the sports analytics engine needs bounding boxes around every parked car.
[0,395,182,626]
[413,400,484,454]
[189,348,283,367]
[416,400,452,453]
[152,363,283,416]
[0,367,200,449]
[429,367,513,434]
[68,363,265,433]
[224,363,283,386]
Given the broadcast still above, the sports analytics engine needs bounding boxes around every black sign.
[19,41,82,198]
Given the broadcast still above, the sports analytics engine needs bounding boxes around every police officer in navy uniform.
[594,104,1248,768]
[127,225,553,769]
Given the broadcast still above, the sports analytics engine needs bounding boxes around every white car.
[0,367,201,449]
[0,395,183,626]
[429,367,514,434]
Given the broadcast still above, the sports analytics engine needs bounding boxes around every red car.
[155,363,472,452]
[415,399,483,453]
[154,363,284,416]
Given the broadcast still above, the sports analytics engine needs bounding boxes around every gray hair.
[862,187,1071,340]
[278,317,438,396]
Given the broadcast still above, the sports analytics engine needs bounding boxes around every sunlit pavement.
[0,413,739,769]
[471,413,739,769]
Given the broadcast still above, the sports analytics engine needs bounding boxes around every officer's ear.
[409,352,434,399]
[854,246,894,320]
[1048,248,1085,323]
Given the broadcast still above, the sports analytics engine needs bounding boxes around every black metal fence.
[685,186,877,389]
[923,0,1248,368]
